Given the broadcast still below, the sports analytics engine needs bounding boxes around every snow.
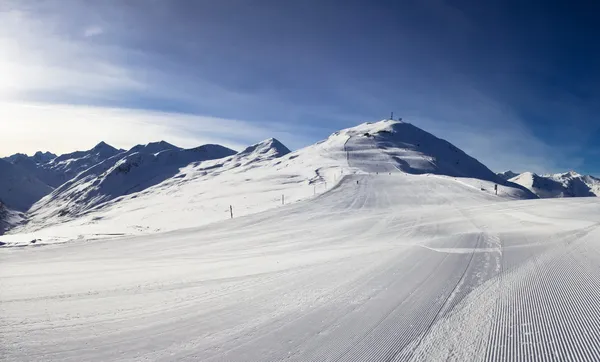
[42,141,123,186]
[3,151,56,165]
[19,143,237,232]
[6,120,531,243]
[0,158,53,211]
[3,119,600,360]
[0,204,25,235]
[510,170,600,198]
[497,170,519,180]
[3,172,600,360]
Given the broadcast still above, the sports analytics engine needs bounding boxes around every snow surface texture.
[2,120,583,361]
[510,171,600,198]
[3,170,600,360]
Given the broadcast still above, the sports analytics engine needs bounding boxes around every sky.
[0,0,599,174]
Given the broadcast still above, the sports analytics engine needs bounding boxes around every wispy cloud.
[0,8,141,101]
[0,102,309,156]
[0,0,594,175]
[83,25,104,37]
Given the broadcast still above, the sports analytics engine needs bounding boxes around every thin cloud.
[0,0,590,175]
[83,25,104,37]
[0,102,304,156]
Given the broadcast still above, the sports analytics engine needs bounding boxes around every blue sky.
[1,0,599,174]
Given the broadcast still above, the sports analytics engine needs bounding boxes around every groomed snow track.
[3,138,600,360]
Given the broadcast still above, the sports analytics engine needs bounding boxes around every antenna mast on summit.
[390,111,394,120]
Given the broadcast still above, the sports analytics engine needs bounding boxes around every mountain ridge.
[509,171,600,198]
[2,120,540,237]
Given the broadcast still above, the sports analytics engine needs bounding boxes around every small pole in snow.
[313,185,316,195]
[494,184,498,195]
[282,194,284,205]
[390,111,394,120]
[230,205,233,219]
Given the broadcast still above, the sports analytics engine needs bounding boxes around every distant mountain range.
[28,142,237,222]
[497,170,600,198]
[1,119,598,237]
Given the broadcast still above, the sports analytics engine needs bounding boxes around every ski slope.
[3,173,600,359]
[4,120,531,245]
[1,120,596,360]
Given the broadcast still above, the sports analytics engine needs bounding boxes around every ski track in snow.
[3,136,600,360]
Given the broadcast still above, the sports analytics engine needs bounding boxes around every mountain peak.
[32,151,57,164]
[510,170,600,198]
[128,141,180,155]
[93,141,110,149]
[497,170,520,180]
[239,138,291,159]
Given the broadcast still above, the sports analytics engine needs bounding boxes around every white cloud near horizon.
[0,1,588,175]
[0,102,302,157]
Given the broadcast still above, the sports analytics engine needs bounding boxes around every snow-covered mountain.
[7,119,535,241]
[4,151,57,165]
[43,141,123,186]
[7,123,600,361]
[0,203,25,235]
[343,121,519,184]
[509,171,600,198]
[26,142,237,224]
[4,152,64,187]
[4,142,123,187]
[497,170,520,180]
[0,158,54,211]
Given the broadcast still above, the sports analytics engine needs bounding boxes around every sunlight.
[0,43,25,98]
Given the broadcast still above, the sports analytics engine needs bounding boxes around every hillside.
[510,171,600,198]
[0,158,53,212]
[497,170,520,180]
[24,142,237,227]
[0,203,25,235]
[9,119,534,242]
[5,156,600,360]
[3,151,57,164]
[43,141,123,186]
[4,143,122,188]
